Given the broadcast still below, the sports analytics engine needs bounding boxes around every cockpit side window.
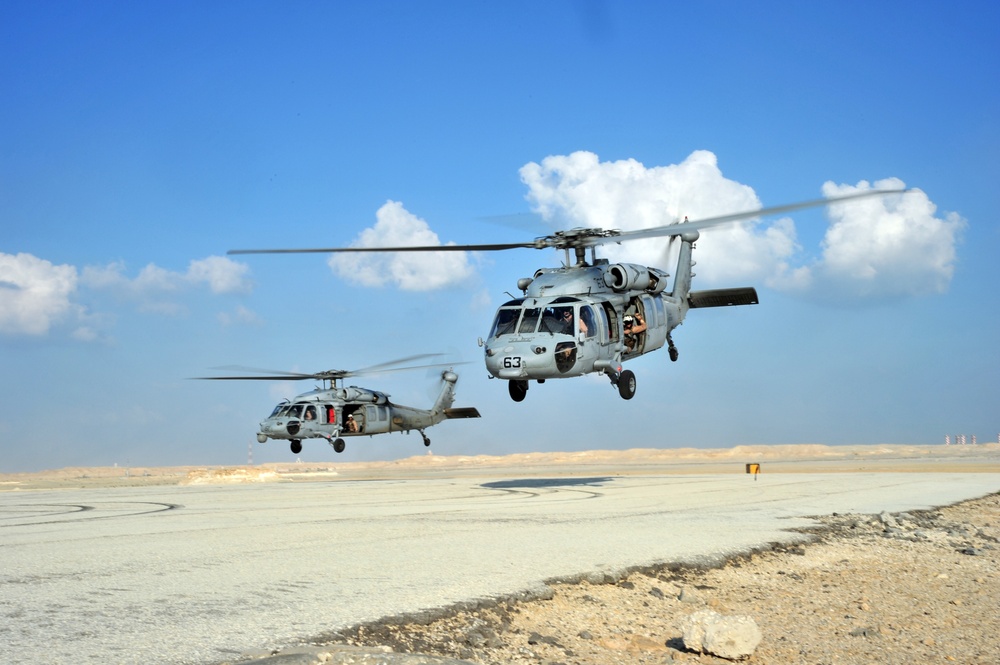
[286,404,303,419]
[580,305,596,338]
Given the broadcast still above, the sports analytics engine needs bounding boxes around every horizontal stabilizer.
[689,287,759,308]
[444,407,481,419]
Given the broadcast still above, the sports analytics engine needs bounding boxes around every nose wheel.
[290,440,302,454]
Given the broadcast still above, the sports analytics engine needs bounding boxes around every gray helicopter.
[198,355,480,454]
[230,188,907,402]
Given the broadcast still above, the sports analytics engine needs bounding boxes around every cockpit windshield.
[489,308,520,338]
[517,308,541,333]
[272,404,303,419]
[490,301,598,338]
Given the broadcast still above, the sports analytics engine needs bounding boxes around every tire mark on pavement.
[0,502,181,527]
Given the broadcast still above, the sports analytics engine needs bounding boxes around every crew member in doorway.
[624,313,646,353]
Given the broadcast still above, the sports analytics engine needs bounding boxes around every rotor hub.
[545,228,622,250]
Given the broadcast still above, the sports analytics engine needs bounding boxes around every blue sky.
[2,1,997,472]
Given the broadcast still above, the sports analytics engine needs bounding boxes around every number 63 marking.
[502,356,522,369]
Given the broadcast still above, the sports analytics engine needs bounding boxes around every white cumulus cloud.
[0,252,80,335]
[0,252,256,338]
[328,200,475,291]
[187,256,253,294]
[815,179,966,300]
[82,256,252,296]
[518,151,963,300]
[520,150,798,286]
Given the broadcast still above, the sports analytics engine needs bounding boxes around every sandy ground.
[326,491,1000,665]
[4,443,999,665]
[4,443,1000,491]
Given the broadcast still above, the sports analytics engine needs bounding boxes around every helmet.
[624,315,634,324]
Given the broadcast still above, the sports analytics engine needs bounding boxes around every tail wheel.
[333,438,346,454]
[290,440,302,454]
[618,370,636,400]
[508,379,528,402]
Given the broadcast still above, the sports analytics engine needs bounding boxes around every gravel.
[243,491,1000,664]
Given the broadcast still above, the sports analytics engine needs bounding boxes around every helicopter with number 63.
[230,188,908,402]
[197,355,480,455]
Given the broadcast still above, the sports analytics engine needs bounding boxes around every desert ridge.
[2,443,999,491]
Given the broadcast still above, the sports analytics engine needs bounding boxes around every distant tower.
[248,441,254,466]
[972,435,977,445]
[945,435,951,446]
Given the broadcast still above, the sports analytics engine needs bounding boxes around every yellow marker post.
[745,463,761,480]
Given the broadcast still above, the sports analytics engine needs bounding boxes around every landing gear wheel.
[617,370,636,400]
[290,440,302,454]
[667,335,679,362]
[333,438,345,454]
[508,379,528,402]
[422,434,431,447]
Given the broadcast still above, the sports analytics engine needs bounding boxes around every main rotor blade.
[194,365,347,381]
[228,241,536,255]
[227,188,909,257]
[351,360,471,378]
[350,353,446,374]
[612,187,911,243]
[194,374,320,381]
[194,354,462,382]
[207,365,319,376]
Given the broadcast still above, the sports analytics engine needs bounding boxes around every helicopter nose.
[486,343,538,379]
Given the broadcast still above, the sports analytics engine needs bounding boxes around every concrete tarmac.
[2,470,999,664]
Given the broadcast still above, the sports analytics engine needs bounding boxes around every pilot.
[561,309,588,335]
[304,406,316,421]
[623,313,646,353]
[345,414,359,433]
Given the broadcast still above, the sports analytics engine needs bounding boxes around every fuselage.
[256,385,396,443]
[255,370,470,444]
[481,261,685,381]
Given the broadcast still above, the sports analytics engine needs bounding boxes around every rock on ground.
[680,609,762,660]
